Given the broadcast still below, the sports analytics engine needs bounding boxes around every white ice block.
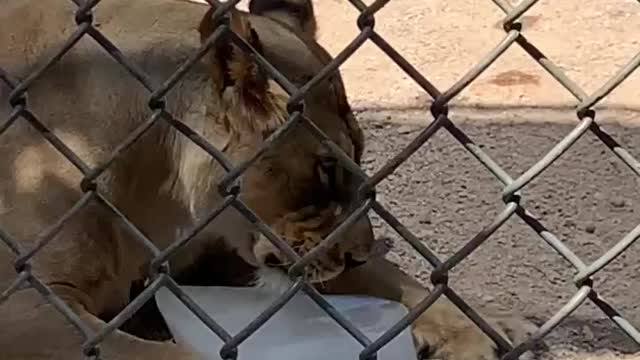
[155,286,417,360]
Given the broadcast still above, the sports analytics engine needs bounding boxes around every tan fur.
[0,1,535,359]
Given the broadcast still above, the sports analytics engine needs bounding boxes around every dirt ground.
[191,0,640,359]
[360,117,640,360]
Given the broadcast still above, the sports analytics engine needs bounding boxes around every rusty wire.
[1,0,640,359]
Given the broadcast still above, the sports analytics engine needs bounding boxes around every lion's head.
[197,0,375,286]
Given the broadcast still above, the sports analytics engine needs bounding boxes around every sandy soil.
[312,0,640,112]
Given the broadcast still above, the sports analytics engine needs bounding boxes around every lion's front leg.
[321,257,536,360]
[0,283,200,360]
[0,209,200,360]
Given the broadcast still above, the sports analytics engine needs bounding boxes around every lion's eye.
[319,156,337,170]
[317,157,338,190]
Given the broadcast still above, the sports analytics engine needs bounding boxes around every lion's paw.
[410,302,539,360]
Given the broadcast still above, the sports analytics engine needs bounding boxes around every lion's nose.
[344,252,366,269]
[263,253,283,267]
[257,250,289,269]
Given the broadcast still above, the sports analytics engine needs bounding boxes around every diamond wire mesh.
[1,0,640,359]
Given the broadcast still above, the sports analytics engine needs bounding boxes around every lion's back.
[0,0,210,263]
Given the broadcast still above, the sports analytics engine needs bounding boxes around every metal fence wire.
[1,0,640,359]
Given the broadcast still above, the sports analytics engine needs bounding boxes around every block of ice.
[155,286,417,360]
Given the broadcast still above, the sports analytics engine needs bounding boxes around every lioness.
[0,0,534,359]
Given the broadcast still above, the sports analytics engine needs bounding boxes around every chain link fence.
[1,0,640,359]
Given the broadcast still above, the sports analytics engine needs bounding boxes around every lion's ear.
[248,0,317,39]
[198,7,268,96]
